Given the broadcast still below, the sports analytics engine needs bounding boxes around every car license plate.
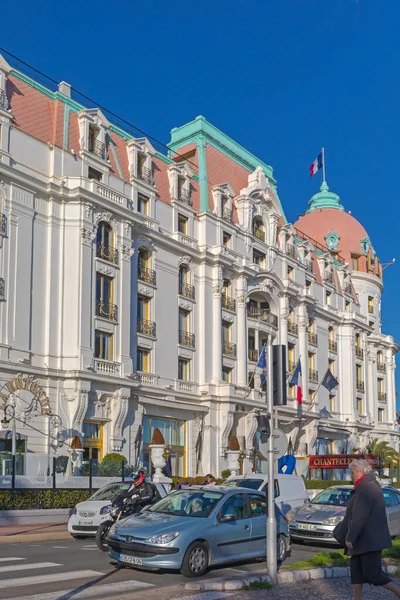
[119,554,143,566]
[296,523,317,531]
[78,520,93,526]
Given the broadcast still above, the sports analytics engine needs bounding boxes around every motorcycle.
[96,494,141,552]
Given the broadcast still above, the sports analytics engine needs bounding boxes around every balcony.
[222,207,234,224]
[179,330,196,349]
[222,295,236,311]
[96,243,118,265]
[308,332,318,345]
[0,214,6,236]
[328,339,338,353]
[377,362,386,373]
[94,359,120,375]
[179,282,195,300]
[324,271,333,284]
[178,187,193,206]
[357,379,365,392]
[287,320,298,335]
[254,229,265,242]
[89,139,107,161]
[0,90,8,110]
[137,164,153,185]
[247,308,278,327]
[248,349,258,362]
[355,347,364,360]
[138,372,156,386]
[309,369,319,383]
[96,301,118,322]
[286,244,296,259]
[137,319,156,337]
[223,341,237,358]
[138,263,157,286]
[289,360,296,373]
[0,278,4,301]
[378,392,387,403]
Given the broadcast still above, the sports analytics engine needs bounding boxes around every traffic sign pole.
[266,334,277,584]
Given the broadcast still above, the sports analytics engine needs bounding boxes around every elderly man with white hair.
[334,458,400,599]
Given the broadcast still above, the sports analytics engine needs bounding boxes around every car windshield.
[89,483,131,501]
[149,490,223,518]
[311,488,352,506]
[224,479,263,490]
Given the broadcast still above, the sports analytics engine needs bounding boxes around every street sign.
[259,428,288,461]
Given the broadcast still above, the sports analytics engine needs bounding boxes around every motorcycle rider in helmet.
[120,470,156,507]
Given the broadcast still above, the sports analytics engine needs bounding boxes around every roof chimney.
[58,81,71,98]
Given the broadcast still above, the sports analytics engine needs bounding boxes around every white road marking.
[0,557,26,562]
[81,547,98,551]
[222,568,248,573]
[28,544,42,547]
[82,544,97,548]
[52,545,68,549]
[179,593,233,600]
[0,570,104,590]
[4,577,153,597]
[0,561,61,573]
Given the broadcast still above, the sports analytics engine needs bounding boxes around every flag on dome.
[289,359,303,407]
[309,152,323,178]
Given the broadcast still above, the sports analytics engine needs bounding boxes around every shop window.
[138,194,149,215]
[137,348,150,372]
[142,415,185,477]
[178,357,190,381]
[83,421,103,463]
[0,435,26,476]
[178,214,188,235]
[223,232,231,248]
[95,330,113,360]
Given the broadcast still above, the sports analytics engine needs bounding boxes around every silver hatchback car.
[107,486,290,577]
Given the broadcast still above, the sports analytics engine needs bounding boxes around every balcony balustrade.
[96,301,118,321]
[96,243,118,264]
[89,139,107,161]
[138,262,157,286]
[179,330,196,348]
[179,282,195,299]
[137,319,156,337]
[223,342,237,357]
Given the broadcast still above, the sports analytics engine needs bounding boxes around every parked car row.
[67,473,310,577]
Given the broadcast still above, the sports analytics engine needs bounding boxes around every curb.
[184,565,399,592]
[0,531,71,544]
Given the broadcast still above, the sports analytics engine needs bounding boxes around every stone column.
[366,347,377,424]
[237,284,248,388]
[298,303,309,401]
[119,225,134,377]
[386,351,396,426]
[212,282,222,383]
[279,294,289,368]
[79,227,96,370]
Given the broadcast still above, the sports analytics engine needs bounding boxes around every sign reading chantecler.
[0,373,51,416]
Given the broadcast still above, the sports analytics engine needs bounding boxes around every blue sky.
[2,0,399,400]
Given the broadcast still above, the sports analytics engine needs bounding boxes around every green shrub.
[0,489,92,510]
[221,469,231,480]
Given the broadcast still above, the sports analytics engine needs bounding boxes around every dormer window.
[253,217,265,242]
[137,152,152,185]
[138,194,149,216]
[178,176,191,206]
[88,125,107,160]
[222,196,233,224]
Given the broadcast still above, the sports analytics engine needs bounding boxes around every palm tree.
[366,438,400,474]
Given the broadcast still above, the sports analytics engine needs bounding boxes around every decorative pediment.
[79,108,111,129]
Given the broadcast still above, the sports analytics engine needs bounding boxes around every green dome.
[307,181,344,212]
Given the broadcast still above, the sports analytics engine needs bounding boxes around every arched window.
[253,217,265,242]
[96,221,117,264]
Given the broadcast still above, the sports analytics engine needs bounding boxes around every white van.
[224,474,308,514]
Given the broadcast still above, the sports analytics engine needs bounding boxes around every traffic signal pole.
[266,334,277,584]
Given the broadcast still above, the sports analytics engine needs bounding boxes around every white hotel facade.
[0,53,398,479]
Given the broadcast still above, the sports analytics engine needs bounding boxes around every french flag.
[289,359,303,407]
[309,153,323,178]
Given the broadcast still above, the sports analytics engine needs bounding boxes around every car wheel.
[277,534,287,563]
[181,541,209,578]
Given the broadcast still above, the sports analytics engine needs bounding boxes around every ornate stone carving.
[120,245,135,260]
[237,294,247,308]
[72,390,89,432]
[97,264,114,276]
[213,284,222,297]
[222,311,234,323]
[245,413,258,446]
[178,255,193,267]
[81,228,96,245]
[124,222,132,237]
[221,412,235,451]
[111,391,130,452]
[84,204,94,219]
[95,210,114,225]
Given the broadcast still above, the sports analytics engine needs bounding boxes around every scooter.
[96,494,141,552]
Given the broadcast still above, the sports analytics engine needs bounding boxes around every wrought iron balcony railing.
[223,341,237,357]
[222,295,236,311]
[378,392,387,402]
[248,349,258,362]
[309,369,319,383]
[138,263,157,286]
[96,301,118,322]
[308,332,318,345]
[377,362,386,373]
[286,244,296,259]
[328,339,338,353]
[89,139,107,161]
[179,282,195,300]
[0,214,6,236]
[137,164,153,185]
[247,308,278,327]
[179,330,196,348]
[178,187,192,206]
[357,379,365,392]
[254,228,265,242]
[355,347,364,360]
[222,207,234,224]
[137,319,156,337]
[96,243,118,264]
[287,320,298,335]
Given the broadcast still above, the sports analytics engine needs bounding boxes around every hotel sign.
[0,374,51,416]
[309,454,379,469]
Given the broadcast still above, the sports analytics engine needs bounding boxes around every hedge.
[304,480,400,490]
[0,489,92,510]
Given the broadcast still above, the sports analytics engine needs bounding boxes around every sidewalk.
[0,522,70,543]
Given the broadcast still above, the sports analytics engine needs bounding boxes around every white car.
[68,481,168,538]
[224,474,308,514]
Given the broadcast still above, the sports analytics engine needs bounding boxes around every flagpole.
[322,147,326,182]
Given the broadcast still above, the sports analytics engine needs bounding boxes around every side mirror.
[219,514,236,523]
